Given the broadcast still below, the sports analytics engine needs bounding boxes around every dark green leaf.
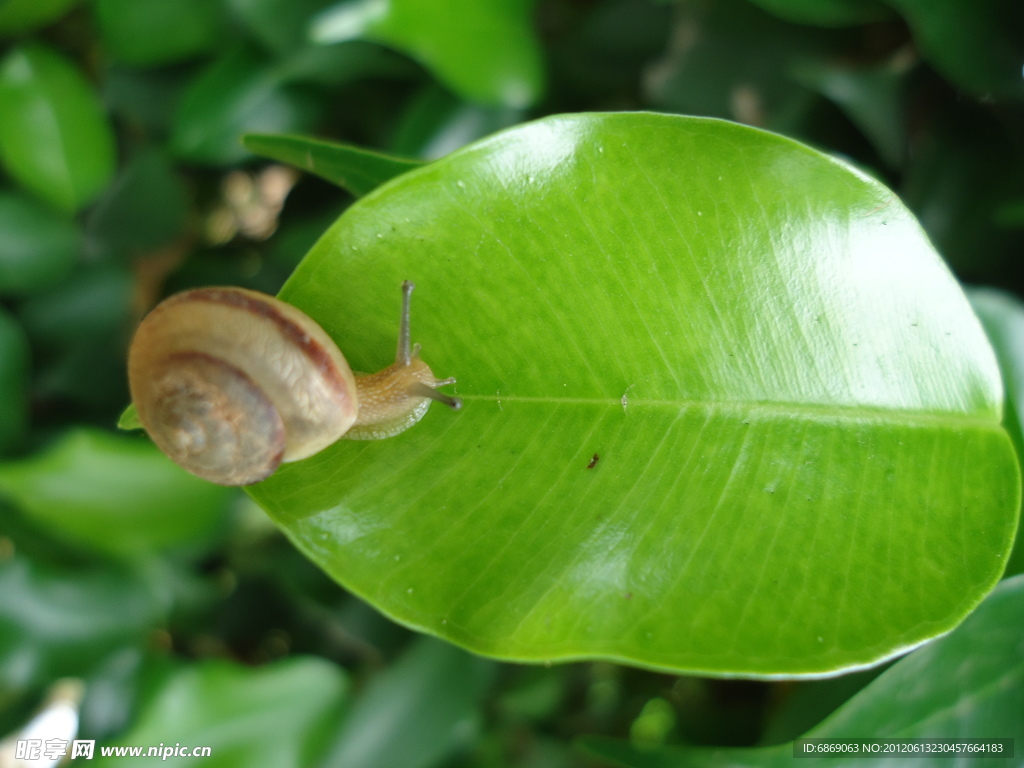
[0,305,28,454]
[793,60,908,169]
[0,0,79,35]
[95,0,224,66]
[171,46,322,165]
[312,0,544,107]
[18,264,132,349]
[276,40,417,88]
[243,133,422,196]
[103,66,191,134]
[0,190,79,294]
[0,429,231,557]
[94,657,347,767]
[885,0,1024,98]
[323,638,494,768]
[747,0,889,27]
[899,107,1018,280]
[86,148,189,256]
[0,44,117,212]
[969,288,1024,578]
[228,0,335,55]
[391,85,524,159]
[584,574,1024,766]
[758,666,887,745]
[249,113,1018,677]
[0,552,164,692]
[644,0,831,132]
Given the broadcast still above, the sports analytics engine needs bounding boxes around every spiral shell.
[128,287,358,486]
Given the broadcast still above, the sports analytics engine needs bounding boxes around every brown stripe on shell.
[167,287,349,394]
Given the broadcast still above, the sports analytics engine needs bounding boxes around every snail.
[127,281,460,486]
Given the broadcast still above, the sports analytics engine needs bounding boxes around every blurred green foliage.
[0,0,1022,766]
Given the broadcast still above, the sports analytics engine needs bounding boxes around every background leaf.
[746,0,888,27]
[885,0,1024,99]
[85,148,189,256]
[229,0,336,55]
[171,46,321,166]
[0,190,79,295]
[94,0,224,67]
[644,0,835,132]
[0,305,29,454]
[0,429,230,557]
[0,0,79,35]
[969,288,1024,577]
[0,44,117,212]
[583,573,1024,767]
[94,657,348,767]
[323,637,494,768]
[250,113,1018,677]
[243,133,423,196]
[0,551,165,695]
[313,0,545,108]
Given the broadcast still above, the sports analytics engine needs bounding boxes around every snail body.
[127,282,459,486]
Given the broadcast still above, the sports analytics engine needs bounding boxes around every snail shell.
[127,284,458,486]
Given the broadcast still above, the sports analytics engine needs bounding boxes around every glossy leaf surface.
[248,113,1018,677]
[0,45,116,212]
[0,429,230,557]
[313,0,544,107]
[94,657,347,767]
[243,133,422,197]
[583,574,1024,767]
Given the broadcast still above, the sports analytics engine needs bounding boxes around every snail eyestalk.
[345,280,461,439]
[410,381,462,410]
[398,280,414,366]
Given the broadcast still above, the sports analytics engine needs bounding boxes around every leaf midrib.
[457,393,1001,429]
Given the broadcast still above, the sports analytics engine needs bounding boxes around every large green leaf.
[312,0,544,108]
[582,573,1024,767]
[0,44,117,212]
[247,113,1018,677]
